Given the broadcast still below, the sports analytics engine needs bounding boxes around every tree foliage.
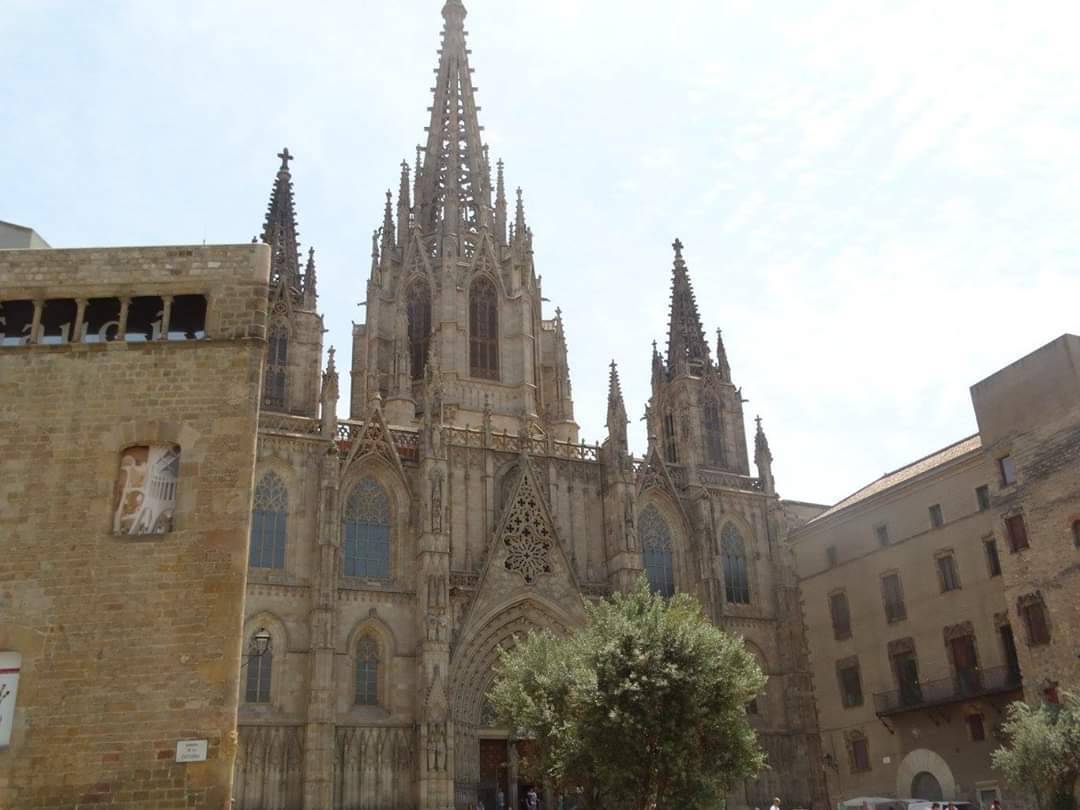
[488,578,767,809]
[992,692,1080,810]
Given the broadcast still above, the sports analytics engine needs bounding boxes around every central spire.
[415,0,491,244]
[665,239,711,377]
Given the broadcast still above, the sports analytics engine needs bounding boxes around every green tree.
[992,692,1080,810]
[488,578,766,810]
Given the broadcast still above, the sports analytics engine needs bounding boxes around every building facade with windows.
[791,335,1080,809]
[232,3,826,809]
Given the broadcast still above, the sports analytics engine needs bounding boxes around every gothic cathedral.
[235,3,826,808]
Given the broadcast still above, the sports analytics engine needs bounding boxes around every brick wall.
[0,244,268,808]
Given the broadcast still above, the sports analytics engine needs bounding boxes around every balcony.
[873,666,1023,716]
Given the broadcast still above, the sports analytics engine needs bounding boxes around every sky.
[3,0,1079,506]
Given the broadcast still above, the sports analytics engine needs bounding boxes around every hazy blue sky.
[4,0,1078,505]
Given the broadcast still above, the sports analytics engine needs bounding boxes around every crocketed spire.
[606,359,629,453]
[261,148,302,296]
[303,247,317,306]
[754,414,775,494]
[715,328,731,382]
[665,239,711,377]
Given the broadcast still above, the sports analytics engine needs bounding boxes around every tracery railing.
[444,425,599,462]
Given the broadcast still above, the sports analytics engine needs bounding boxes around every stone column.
[304,449,340,808]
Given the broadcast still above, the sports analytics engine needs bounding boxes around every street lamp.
[240,628,272,669]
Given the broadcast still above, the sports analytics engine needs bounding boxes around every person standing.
[526,787,539,810]
[771,797,782,810]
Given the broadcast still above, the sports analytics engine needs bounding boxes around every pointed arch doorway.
[478,732,545,810]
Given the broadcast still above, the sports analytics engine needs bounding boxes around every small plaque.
[882,755,892,765]
[175,739,208,763]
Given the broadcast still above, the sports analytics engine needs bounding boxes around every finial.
[755,414,762,430]
[277,147,293,170]
[327,345,337,370]
[610,358,617,372]
[251,235,258,244]
[672,238,684,260]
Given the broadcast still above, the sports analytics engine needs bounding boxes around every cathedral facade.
[235,2,826,808]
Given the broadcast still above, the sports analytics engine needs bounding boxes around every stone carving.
[500,468,554,584]
[334,726,414,809]
[426,721,448,772]
[233,725,304,810]
[623,492,637,550]
[430,469,444,533]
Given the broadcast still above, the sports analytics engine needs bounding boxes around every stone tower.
[260,148,324,416]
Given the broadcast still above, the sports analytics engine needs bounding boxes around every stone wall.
[0,244,268,808]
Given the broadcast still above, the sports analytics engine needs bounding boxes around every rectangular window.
[0,299,34,345]
[851,736,871,772]
[837,660,864,708]
[826,545,838,568]
[950,634,982,694]
[967,713,986,741]
[875,523,889,546]
[1020,597,1051,645]
[830,591,851,640]
[937,553,961,592]
[929,503,944,528]
[1005,514,1029,552]
[999,455,1017,485]
[976,485,991,511]
[881,573,906,622]
[113,444,180,535]
[892,649,922,707]
[984,538,1002,577]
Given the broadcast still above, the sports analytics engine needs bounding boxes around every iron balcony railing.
[873,665,1023,715]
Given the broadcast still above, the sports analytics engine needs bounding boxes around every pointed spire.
[381,189,395,252]
[715,328,731,382]
[261,147,302,294]
[665,238,711,377]
[320,346,340,437]
[606,360,629,454]
[651,339,665,387]
[514,187,527,241]
[397,160,412,245]
[754,414,775,495]
[303,246,317,305]
[495,159,507,245]
[415,0,490,242]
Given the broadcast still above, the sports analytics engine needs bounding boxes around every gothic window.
[407,278,432,380]
[245,630,273,704]
[355,636,380,706]
[264,322,288,409]
[113,444,180,535]
[250,472,287,569]
[702,397,726,467]
[342,478,391,579]
[663,411,678,464]
[721,523,751,604]
[639,505,674,597]
[469,276,498,380]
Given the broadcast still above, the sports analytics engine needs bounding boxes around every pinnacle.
[262,147,303,295]
[664,238,710,374]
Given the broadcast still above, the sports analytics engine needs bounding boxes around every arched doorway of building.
[912,771,944,801]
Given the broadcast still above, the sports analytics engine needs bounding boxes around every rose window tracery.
[501,471,553,584]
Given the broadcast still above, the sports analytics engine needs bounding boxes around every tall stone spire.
[665,238,711,377]
[494,159,507,245]
[415,0,491,245]
[606,360,628,453]
[303,247,317,307]
[261,147,302,295]
[754,414,775,495]
[715,328,731,382]
[397,160,412,245]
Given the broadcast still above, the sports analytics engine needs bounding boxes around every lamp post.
[240,628,272,669]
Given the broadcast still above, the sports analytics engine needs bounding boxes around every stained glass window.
[245,631,273,704]
[722,523,751,604]
[469,276,498,379]
[356,636,379,706]
[343,478,391,579]
[264,323,288,409]
[250,472,288,569]
[639,505,674,597]
[407,279,432,380]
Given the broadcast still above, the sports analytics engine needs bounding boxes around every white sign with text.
[175,739,208,763]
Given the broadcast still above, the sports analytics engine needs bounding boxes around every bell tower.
[258,148,323,417]
[350,0,579,442]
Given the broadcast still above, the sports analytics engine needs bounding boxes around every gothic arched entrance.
[448,596,575,809]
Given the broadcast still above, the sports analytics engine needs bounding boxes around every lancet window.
[245,630,273,704]
[355,636,380,706]
[469,276,498,380]
[702,397,726,467]
[250,472,288,569]
[639,505,675,597]
[663,412,678,464]
[342,478,391,579]
[722,523,751,604]
[264,322,288,409]
[407,278,432,380]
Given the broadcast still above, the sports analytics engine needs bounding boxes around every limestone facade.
[790,334,1080,809]
[234,3,826,808]
[0,244,268,808]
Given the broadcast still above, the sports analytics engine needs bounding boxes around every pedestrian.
[497,789,505,810]
[990,801,1002,810]
[526,786,540,810]
[771,797,782,810]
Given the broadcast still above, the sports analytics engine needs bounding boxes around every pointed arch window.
[407,278,432,380]
[469,276,498,380]
[722,523,751,604]
[250,472,288,569]
[264,322,288,409]
[639,505,674,597]
[245,629,273,704]
[342,478,391,579]
[702,397,726,467]
[355,636,380,706]
[663,411,678,464]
